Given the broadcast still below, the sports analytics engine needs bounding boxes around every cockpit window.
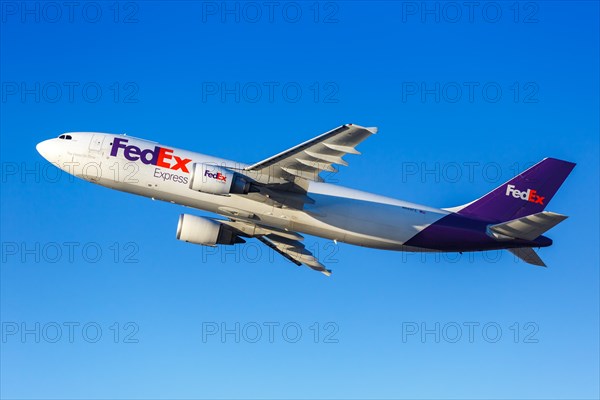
[65,135,72,140]
[58,135,65,139]
[57,134,73,140]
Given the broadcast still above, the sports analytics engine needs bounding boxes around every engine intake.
[189,164,251,195]
[176,214,244,246]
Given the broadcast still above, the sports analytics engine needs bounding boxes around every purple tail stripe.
[457,157,576,223]
[404,157,574,252]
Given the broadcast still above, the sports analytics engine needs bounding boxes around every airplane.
[36,124,576,276]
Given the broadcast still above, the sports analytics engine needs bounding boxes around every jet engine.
[189,164,252,195]
[176,214,245,246]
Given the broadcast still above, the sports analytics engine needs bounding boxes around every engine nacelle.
[189,164,250,195]
[176,214,244,246]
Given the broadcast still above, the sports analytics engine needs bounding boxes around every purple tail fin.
[455,158,576,222]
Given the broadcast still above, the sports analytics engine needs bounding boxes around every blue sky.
[1,1,598,399]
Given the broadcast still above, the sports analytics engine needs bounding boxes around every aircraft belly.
[301,194,447,248]
[78,158,448,250]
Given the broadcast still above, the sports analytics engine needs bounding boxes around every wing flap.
[295,158,338,173]
[322,143,361,154]
[258,236,332,276]
[220,220,304,241]
[220,220,331,276]
[303,150,348,166]
[280,166,324,182]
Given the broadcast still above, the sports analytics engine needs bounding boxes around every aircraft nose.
[36,139,58,162]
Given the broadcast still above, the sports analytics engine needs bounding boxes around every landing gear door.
[90,134,105,153]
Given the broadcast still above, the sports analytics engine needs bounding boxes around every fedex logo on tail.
[110,138,192,173]
[505,184,544,205]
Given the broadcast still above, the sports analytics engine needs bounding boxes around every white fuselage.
[36,132,450,250]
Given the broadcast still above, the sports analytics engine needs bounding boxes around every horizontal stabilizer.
[488,211,568,241]
[508,248,546,267]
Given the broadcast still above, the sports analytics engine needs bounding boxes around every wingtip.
[346,124,378,134]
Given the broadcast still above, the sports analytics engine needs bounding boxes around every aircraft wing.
[221,220,332,276]
[244,124,377,183]
[256,236,332,276]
